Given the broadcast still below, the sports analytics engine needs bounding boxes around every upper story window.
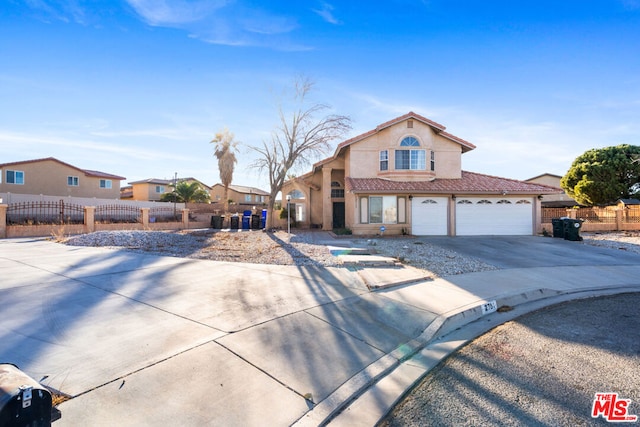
[288,189,305,199]
[430,151,435,171]
[155,185,165,193]
[379,150,388,171]
[330,181,344,198]
[6,170,24,185]
[99,179,112,189]
[245,194,253,202]
[395,137,426,170]
[67,176,79,186]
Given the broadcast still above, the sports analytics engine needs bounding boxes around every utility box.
[0,363,59,426]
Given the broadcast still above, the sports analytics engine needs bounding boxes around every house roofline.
[0,157,126,180]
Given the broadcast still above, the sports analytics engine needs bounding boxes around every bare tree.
[250,76,352,228]
[211,127,239,213]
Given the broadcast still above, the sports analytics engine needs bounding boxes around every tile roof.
[345,171,563,195]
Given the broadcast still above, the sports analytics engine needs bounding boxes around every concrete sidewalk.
[1,236,639,426]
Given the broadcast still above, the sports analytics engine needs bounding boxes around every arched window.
[457,199,473,204]
[497,199,512,204]
[477,200,492,204]
[396,136,426,170]
[400,136,420,147]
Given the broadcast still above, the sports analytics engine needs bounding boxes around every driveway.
[423,235,640,269]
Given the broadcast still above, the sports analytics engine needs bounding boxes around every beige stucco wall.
[527,175,575,205]
[210,186,269,205]
[0,159,121,199]
[131,183,169,201]
[347,120,462,181]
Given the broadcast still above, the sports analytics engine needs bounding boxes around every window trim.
[379,150,389,171]
[6,170,25,185]
[99,179,112,189]
[67,176,79,187]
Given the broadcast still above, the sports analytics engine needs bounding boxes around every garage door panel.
[412,197,448,236]
[456,198,533,235]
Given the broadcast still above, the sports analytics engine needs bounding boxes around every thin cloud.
[313,2,342,25]
[125,0,227,26]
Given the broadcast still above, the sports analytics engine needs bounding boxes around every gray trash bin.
[563,218,583,241]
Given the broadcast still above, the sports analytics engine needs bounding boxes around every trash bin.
[260,209,267,229]
[230,215,239,230]
[241,215,250,230]
[211,215,225,229]
[551,218,564,238]
[0,363,60,426]
[251,214,260,229]
[563,218,583,241]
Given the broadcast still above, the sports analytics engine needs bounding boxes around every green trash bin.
[551,218,564,238]
[563,218,583,241]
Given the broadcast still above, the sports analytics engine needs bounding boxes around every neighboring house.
[525,173,576,207]
[126,177,211,201]
[210,184,270,206]
[0,157,125,199]
[281,112,561,236]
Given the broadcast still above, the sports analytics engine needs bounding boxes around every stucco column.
[182,209,189,229]
[141,208,150,227]
[84,206,96,234]
[322,167,332,231]
[0,204,7,239]
[616,208,623,231]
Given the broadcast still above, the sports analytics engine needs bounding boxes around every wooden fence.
[541,205,640,232]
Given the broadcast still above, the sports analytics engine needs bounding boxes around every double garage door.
[412,197,533,236]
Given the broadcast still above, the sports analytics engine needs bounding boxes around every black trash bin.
[563,218,583,241]
[230,215,239,230]
[251,214,260,230]
[551,218,564,238]
[211,215,225,229]
[0,363,60,426]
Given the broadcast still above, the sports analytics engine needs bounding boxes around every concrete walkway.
[0,235,639,426]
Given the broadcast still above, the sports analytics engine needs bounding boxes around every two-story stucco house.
[126,177,211,201]
[0,157,125,199]
[210,184,270,207]
[281,112,561,236]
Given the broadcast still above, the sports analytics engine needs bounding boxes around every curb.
[293,284,640,426]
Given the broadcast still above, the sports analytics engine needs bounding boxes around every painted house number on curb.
[481,300,498,315]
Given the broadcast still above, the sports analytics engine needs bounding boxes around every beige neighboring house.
[210,184,269,207]
[281,112,562,236]
[0,157,125,199]
[126,177,211,201]
[525,173,577,207]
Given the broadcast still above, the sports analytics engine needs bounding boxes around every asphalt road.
[379,292,640,426]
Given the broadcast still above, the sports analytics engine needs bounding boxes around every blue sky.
[2,0,640,191]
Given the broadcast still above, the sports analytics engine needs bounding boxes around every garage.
[411,197,448,235]
[455,197,533,235]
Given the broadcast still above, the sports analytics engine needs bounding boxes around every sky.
[2,0,640,192]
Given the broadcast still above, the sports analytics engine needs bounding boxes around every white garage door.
[456,197,533,235]
[412,197,448,235]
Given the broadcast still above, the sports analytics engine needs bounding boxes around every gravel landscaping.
[62,229,640,278]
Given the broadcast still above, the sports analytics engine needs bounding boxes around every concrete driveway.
[424,235,640,268]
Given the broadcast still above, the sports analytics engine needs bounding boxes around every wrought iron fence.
[6,200,84,225]
[95,204,140,223]
[624,206,640,223]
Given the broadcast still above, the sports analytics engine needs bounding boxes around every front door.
[332,202,345,229]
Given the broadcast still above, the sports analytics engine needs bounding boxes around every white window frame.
[155,185,165,194]
[6,170,24,185]
[245,194,252,202]
[67,176,79,187]
[380,150,389,171]
[367,196,399,224]
[99,179,112,189]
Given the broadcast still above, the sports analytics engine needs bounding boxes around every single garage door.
[412,197,448,235]
[456,197,533,235]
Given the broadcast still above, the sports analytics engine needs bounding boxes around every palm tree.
[161,181,210,203]
[211,127,239,213]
